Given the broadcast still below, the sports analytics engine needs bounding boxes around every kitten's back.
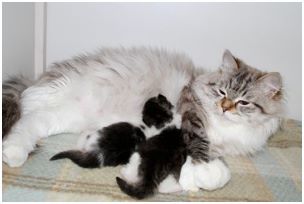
[116,126,187,199]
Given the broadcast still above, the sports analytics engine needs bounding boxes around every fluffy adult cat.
[2,48,283,191]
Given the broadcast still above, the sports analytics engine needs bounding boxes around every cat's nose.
[221,98,234,112]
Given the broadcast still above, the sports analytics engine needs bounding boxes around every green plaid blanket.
[2,119,302,201]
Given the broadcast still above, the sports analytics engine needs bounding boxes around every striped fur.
[177,84,210,162]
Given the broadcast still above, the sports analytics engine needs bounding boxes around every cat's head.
[194,50,284,125]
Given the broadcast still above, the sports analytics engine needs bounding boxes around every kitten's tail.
[116,177,156,199]
[2,76,33,139]
[50,150,101,168]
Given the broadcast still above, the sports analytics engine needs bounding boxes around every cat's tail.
[116,177,156,199]
[50,150,101,168]
[2,76,33,139]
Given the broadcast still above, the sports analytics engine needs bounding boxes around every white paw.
[3,145,29,167]
[179,156,200,192]
[194,158,231,191]
[158,174,182,193]
[120,153,141,184]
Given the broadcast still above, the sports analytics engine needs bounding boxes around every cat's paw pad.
[3,145,28,167]
[194,159,231,191]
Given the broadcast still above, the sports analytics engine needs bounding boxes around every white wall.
[46,3,301,120]
[3,3,35,80]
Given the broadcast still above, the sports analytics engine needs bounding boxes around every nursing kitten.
[50,122,146,168]
[116,126,186,199]
[116,124,210,199]
[115,82,216,199]
[50,94,175,168]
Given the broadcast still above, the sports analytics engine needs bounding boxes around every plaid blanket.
[2,119,302,201]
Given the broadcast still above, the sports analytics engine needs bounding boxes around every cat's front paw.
[179,156,200,192]
[194,158,231,191]
[3,145,29,167]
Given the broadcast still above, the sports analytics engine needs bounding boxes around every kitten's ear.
[257,72,282,99]
[158,94,173,109]
[158,94,167,101]
[222,49,239,71]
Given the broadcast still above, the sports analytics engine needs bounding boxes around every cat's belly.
[68,67,191,131]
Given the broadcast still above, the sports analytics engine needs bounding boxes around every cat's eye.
[219,89,226,96]
[238,100,249,105]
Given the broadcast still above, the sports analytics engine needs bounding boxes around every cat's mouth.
[223,112,242,123]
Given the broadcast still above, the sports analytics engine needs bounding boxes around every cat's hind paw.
[3,145,29,167]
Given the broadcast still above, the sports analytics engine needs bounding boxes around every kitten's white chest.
[143,112,182,139]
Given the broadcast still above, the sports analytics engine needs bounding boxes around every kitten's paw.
[179,156,200,192]
[3,145,29,167]
[158,174,183,193]
[194,158,231,191]
[120,153,141,183]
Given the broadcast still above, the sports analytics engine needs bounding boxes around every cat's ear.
[222,49,239,71]
[257,72,282,99]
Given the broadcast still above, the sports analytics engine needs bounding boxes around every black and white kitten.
[50,94,176,168]
[50,122,146,167]
[116,126,186,199]
[116,87,211,199]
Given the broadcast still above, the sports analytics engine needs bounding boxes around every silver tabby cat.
[2,47,284,191]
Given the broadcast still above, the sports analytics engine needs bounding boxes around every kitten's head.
[195,50,284,125]
[142,94,174,129]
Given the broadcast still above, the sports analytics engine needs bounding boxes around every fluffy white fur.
[194,158,231,190]
[206,114,280,156]
[158,174,183,194]
[179,156,200,192]
[179,156,231,191]
[120,152,141,184]
[77,131,99,151]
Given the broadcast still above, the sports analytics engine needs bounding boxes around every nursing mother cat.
[3,47,284,191]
